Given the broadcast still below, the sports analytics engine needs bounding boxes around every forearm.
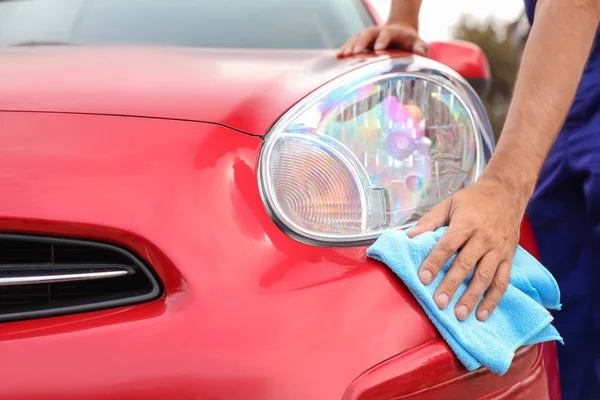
[387,0,422,30]
[483,0,600,205]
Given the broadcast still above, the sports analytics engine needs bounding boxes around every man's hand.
[404,0,600,323]
[337,24,428,57]
[407,177,527,322]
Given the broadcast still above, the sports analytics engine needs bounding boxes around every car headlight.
[258,56,495,246]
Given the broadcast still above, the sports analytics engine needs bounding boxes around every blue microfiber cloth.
[367,226,563,375]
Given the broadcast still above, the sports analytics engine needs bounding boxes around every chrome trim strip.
[0,268,131,286]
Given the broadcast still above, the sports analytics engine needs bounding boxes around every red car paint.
[427,40,492,82]
[0,5,559,399]
[0,46,389,137]
[0,112,441,399]
[0,108,557,400]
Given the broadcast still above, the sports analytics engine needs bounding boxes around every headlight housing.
[258,56,495,246]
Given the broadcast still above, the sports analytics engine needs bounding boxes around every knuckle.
[462,292,480,306]
[377,29,390,38]
[425,257,443,272]
[365,27,379,37]
[453,224,473,238]
[456,255,474,274]
[458,215,475,228]
[355,31,367,42]
[492,277,509,294]
[484,296,499,309]
[439,238,458,254]
[475,267,494,284]
[443,280,459,293]
[480,230,494,246]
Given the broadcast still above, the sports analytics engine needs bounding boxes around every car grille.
[0,233,161,322]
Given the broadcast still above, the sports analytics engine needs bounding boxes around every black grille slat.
[0,234,162,322]
[53,245,128,264]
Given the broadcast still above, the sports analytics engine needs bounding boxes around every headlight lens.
[259,57,494,245]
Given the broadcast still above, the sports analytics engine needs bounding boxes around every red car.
[0,0,559,399]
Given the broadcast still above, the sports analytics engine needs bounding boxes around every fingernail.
[407,228,420,238]
[455,304,469,321]
[478,309,490,321]
[414,43,427,56]
[353,45,362,54]
[374,41,384,50]
[419,269,433,285]
[435,293,450,309]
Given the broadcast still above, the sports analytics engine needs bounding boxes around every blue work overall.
[524,1,600,399]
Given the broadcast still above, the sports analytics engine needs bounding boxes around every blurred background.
[372,0,531,138]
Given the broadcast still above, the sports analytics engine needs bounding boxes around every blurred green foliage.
[454,16,526,138]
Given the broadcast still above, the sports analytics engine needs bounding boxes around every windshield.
[0,0,374,49]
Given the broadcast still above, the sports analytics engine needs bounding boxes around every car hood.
[0,46,395,136]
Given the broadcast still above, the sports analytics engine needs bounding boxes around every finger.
[343,44,354,56]
[417,224,471,287]
[338,37,356,57]
[453,251,499,320]
[338,38,355,57]
[339,32,361,56]
[413,39,428,56]
[407,200,450,238]
[351,29,378,54]
[374,29,392,50]
[476,260,511,321]
[434,238,488,312]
